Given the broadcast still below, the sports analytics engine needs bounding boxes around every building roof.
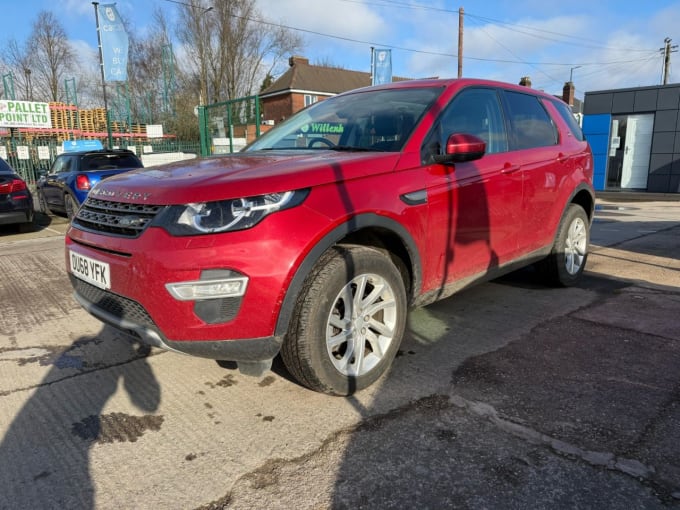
[261,56,372,97]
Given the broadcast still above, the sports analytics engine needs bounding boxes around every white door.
[621,114,654,189]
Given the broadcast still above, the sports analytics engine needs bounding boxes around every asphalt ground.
[0,199,678,509]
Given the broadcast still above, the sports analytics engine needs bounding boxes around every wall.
[583,84,680,193]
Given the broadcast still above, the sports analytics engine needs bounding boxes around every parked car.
[0,158,35,232]
[37,148,143,219]
[66,78,594,395]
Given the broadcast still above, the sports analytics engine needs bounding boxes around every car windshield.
[246,86,443,153]
[81,154,142,171]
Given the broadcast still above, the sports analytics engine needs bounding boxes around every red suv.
[66,79,594,395]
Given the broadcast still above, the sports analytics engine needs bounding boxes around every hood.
[89,150,401,204]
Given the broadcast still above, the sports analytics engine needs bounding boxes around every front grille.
[70,274,157,330]
[73,197,164,238]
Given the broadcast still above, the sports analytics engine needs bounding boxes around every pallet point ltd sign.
[0,100,52,129]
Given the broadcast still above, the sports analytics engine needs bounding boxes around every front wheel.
[37,190,51,215]
[64,193,78,221]
[281,245,408,395]
[537,203,589,286]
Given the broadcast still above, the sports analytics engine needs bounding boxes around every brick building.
[260,56,375,123]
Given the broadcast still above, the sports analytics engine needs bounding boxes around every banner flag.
[372,49,392,86]
[98,4,129,82]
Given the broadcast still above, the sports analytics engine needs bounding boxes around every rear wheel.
[18,211,35,233]
[537,204,589,286]
[281,245,407,395]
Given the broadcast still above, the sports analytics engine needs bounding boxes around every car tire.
[537,204,589,287]
[281,245,407,396]
[37,190,51,215]
[64,193,78,221]
[18,214,36,234]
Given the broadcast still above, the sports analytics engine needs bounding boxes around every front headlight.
[156,189,309,236]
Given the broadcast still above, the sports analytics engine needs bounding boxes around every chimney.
[519,76,532,87]
[562,81,575,106]
[288,55,309,67]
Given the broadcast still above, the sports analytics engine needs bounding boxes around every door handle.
[501,162,520,174]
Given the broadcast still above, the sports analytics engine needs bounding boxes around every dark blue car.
[37,148,143,219]
[0,158,35,232]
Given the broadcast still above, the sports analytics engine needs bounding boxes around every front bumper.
[71,274,283,362]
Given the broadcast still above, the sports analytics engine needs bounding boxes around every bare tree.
[26,11,75,102]
[176,0,302,104]
[127,7,174,124]
[1,39,33,100]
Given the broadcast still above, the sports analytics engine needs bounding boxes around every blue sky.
[4,0,680,99]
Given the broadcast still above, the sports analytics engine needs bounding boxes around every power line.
[158,0,658,69]
[333,0,658,54]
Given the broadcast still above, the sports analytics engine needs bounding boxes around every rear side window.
[503,91,558,150]
[550,99,585,141]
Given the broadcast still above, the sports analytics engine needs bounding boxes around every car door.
[42,156,68,208]
[423,87,523,289]
[500,90,568,254]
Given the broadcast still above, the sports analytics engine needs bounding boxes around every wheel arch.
[273,213,422,338]
[570,184,595,222]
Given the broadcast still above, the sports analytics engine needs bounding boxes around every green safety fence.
[0,137,202,187]
[198,95,261,157]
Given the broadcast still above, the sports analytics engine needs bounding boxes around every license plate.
[69,250,111,290]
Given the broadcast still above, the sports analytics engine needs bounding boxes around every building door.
[608,114,654,189]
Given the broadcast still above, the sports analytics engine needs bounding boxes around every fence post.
[198,105,209,157]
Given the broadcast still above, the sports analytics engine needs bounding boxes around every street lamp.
[569,65,581,83]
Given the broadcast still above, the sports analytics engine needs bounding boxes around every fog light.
[166,277,248,301]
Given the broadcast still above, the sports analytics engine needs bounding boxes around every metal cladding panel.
[652,132,676,154]
[612,92,635,114]
[583,93,613,115]
[657,87,680,110]
[654,110,678,132]
[634,89,658,112]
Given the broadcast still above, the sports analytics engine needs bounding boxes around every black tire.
[37,190,51,215]
[537,204,589,286]
[281,245,407,396]
[64,193,78,221]
[18,215,35,234]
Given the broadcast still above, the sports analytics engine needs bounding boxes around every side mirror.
[433,133,486,164]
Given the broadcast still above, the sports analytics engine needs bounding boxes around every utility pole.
[660,37,678,85]
[457,7,464,78]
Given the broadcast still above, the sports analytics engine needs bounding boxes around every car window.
[550,99,585,142]
[246,87,442,152]
[431,87,509,155]
[0,158,13,173]
[81,154,142,171]
[503,91,558,150]
[54,157,72,174]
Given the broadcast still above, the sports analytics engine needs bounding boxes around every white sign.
[0,147,6,160]
[0,100,51,128]
[146,124,163,138]
[38,146,51,160]
[17,146,29,160]
[143,145,153,154]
